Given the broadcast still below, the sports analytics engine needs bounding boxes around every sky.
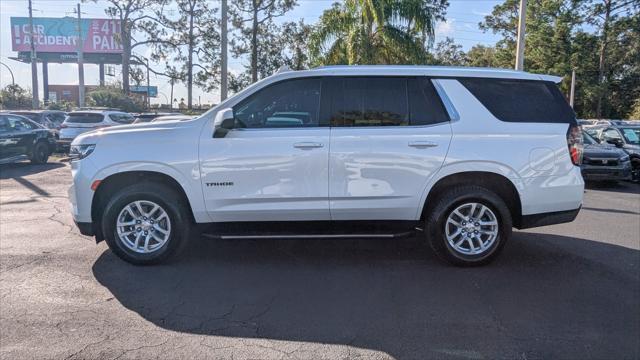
[0,0,503,106]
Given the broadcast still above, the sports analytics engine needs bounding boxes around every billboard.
[10,17,123,54]
[130,86,158,97]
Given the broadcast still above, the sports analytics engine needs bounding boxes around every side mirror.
[213,108,235,138]
[606,138,623,148]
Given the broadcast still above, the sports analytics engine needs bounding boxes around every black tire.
[425,185,512,267]
[101,182,191,265]
[30,141,49,164]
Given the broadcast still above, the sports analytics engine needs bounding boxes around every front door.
[323,76,452,220]
[199,77,330,222]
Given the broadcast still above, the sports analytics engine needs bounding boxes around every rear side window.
[322,77,449,127]
[459,78,576,124]
[66,113,104,123]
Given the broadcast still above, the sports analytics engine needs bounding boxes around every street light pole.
[0,61,15,85]
[515,0,527,71]
[76,3,85,108]
[28,0,39,108]
[220,0,228,101]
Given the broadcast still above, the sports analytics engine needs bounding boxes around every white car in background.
[59,110,134,149]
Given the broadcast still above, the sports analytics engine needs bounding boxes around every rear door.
[325,76,452,220]
[199,77,331,221]
[2,115,37,158]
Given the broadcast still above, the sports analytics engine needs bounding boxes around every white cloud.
[435,19,456,37]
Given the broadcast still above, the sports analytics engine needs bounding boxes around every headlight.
[69,144,96,160]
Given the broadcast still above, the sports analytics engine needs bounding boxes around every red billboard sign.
[10,17,123,54]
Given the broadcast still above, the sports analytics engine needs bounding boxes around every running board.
[201,231,415,240]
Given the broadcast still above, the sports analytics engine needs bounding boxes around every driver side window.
[603,129,622,140]
[233,78,321,128]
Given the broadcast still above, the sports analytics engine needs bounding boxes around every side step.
[200,220,421,240]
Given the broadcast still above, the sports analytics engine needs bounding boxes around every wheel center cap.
[141,220,152,230]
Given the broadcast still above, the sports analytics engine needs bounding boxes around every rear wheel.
[101,183,191,265]
[425,185,512,266]
[30,141,49,164]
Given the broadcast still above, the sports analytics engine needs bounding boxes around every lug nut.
[475,222,479,226]
[136,227,141,232]
[144,231,148,235]
[136,220,141,224]
[143,216,147,220]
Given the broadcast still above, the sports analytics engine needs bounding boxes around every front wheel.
[30,141,49,164]
[101,183,191,265]
[425,185,512,267]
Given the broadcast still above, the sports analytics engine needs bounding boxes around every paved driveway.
[1,163,639,359]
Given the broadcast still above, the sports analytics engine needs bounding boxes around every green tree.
[310,0,448,65]
[433,37,466,65]
[0,84,33,110]
[465,45,499,67]
[86,86,144,112]
[230,0,297,83]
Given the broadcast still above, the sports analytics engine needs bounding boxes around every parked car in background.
[597,124,640,180]
[133,112,182,124]
[9,110,67,130]
[581,130,632,182]
[0,113,57,164]
[58,111,135,150]
[69,65,584,267]
[151,115,194,122]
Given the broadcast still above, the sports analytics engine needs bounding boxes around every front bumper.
[581,164,632,181]
[74,220,95,236]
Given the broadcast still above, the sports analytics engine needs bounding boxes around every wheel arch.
[419,169,523,228]
[91,170,196,241]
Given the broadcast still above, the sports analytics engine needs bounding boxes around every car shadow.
[585,180,640,194]
[92,232,640,359]
[0,162,65,180]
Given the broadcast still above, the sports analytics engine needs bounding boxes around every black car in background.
[598,124,640,180]
[0,113,57,165]
[9,110,67,132]
[581,131,632,182]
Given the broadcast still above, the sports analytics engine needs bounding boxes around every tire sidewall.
[428,187,512,266]
[102,184,189,265]
[31,142,49,164]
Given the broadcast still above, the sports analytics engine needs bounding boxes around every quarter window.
[233,78,321,128]
[110,113,135,124]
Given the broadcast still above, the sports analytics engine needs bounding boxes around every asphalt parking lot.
[0,162,639,360]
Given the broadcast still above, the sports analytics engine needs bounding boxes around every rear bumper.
[516,207,581,229]
[581,165,632,181]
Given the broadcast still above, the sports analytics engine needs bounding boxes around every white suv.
[68,66,584,266]
[59,110,135,149]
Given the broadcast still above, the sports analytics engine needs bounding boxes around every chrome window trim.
[431,79,460,122]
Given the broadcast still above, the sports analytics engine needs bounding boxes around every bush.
[86,86,144,112]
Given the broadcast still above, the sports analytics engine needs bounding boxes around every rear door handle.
[293,142,324,149]
[408,141,438,148]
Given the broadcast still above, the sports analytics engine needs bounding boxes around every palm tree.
[310,0,447,65]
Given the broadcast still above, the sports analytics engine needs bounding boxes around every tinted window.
[459,78,576,124]
[322,77,449,127]
[323,77,408,127]
[408,78,450,125]
[66,113,104,123]
[233,78,321,128]
[6,116,34,131]
[620,128,640,145]
[110,113,135,124]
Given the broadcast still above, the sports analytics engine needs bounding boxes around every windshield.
[620,128,640,145]
[582,131,597,145]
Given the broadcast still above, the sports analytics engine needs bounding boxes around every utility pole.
[220,0,228,101]
[569,70,576,108]
[76,3,85,108]
[28,0,39,109]
[146,58,151,110]
[515,0,527,71]
[170,77,174,110]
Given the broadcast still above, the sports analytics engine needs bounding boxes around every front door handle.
[293,142,324,149]
[408,141,438,148]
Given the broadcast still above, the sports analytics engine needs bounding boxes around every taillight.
[567,124,583,165]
